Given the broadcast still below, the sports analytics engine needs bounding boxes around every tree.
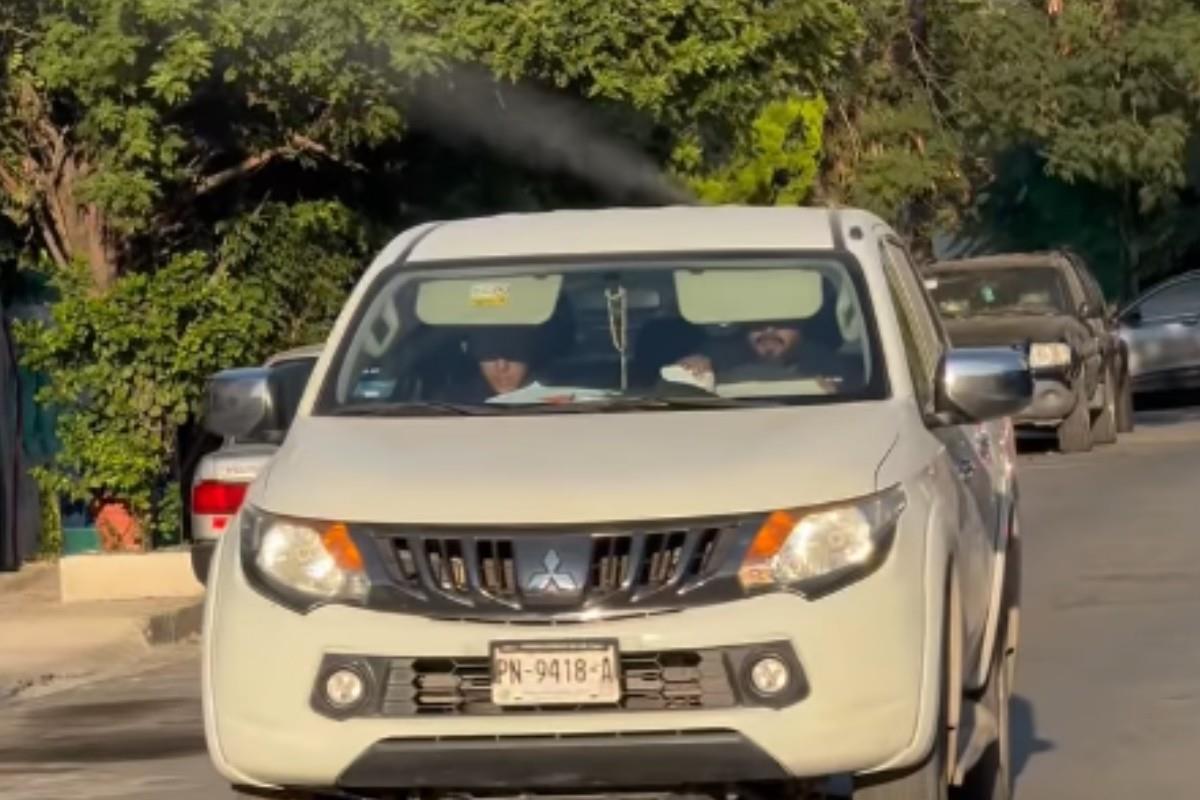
[816,0,969,256]
[0,0,438,290]
[941,0,1200,293]
[14,200,367,543]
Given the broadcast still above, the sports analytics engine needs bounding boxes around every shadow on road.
[0,695,205,765]
[0,729,205,764]
[20,697,186,724]
[1133,388,1200,413]
[1015,431,1057,455]
[1011,694,1054,781]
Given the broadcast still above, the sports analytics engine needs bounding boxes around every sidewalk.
[0,562,203,701]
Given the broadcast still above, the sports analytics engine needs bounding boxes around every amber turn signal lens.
[321,523,364,572]
[749,510,798,558]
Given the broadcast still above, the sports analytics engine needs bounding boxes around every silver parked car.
[1118,269,1200,394]
[189,345,321,582]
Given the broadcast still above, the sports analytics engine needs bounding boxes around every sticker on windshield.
[470,283,511,308]
[924,278,938,290]
[981,285,996,303]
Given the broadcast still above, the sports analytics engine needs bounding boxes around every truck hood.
[256,402,903,525]
[943,314,1087,348]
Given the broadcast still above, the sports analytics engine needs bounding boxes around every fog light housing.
[324,667,367,710]
[747,655,791,697]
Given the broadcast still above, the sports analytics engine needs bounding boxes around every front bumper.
[340,731,788,790]
[1014,377,1078,425]
[203,511,942,793]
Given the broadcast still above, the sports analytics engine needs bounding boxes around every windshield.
[927,267,1071,319]
[316,257,886,415]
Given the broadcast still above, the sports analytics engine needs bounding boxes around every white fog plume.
[407,66,694,205]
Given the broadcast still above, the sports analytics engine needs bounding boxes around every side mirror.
[934,347,1033,425]
[202,367,278,440]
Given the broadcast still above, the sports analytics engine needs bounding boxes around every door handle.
[1182,316,1200,327]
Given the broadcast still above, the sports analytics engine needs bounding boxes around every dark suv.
[925,251,1133,452]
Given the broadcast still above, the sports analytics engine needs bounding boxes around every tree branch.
[194,133,352,196]
[0,158,22,199]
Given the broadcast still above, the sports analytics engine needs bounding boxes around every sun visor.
[675,268,823,324]
[415,275,563,325]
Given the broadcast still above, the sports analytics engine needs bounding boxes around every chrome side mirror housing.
[202,367,277,440]
[934,347,1033,425]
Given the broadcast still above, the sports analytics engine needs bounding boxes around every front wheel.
[1056,383,1093,453]
[959,635,1013,800]
[853,702,949,800]
[854,610,952,800]
[1116,374,1135,433]
[1091,370,1118,445]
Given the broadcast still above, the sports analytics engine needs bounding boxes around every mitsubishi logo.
[525,549,578,594]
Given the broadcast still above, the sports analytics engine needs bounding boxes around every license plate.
[491,640,621,707]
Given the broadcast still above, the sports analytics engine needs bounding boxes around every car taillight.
[193,480,249,518]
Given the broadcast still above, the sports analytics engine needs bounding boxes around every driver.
[675,318,852,388]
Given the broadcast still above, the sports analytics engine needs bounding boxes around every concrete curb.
[143,599,204,646]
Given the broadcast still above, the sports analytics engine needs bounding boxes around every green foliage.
[15,253,272,539]
[14,200,369,542]
[676,96,827,205]
[458,0,858,200]
[36,480,62,559]
[9,0,1200,548]
[941,0,1200,287]
[816,0,968,252]
[217,200,369,349]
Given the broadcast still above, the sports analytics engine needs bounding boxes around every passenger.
[467,327,540,399]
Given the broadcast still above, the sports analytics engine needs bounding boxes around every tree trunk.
[1,83,121,292]
[42,156,120,292]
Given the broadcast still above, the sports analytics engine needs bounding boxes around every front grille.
[381,650,736,717]
[362,520,750,619]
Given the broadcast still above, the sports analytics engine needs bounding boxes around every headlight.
[739,486,907,594]
[241,508,369,605]
[1029,342,1072,369]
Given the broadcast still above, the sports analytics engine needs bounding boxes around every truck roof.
[928,252,1073,273]
[399,206,886,264]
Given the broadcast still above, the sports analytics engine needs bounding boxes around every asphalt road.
[4,409,1200,799]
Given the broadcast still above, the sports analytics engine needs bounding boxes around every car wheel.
[231,787,327,799]
[1056,383,1093,453]
[854,613,951,800]
[1116,374,1135,434]
[1090,370,1117,445]
[959,618,1014,800]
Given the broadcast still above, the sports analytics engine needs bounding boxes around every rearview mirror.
[934,347,1033,425]
[202,367,278,440]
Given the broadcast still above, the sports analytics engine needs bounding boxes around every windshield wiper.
[506,395,780,413]
[326,401,498,417]
[973,307,1059,317]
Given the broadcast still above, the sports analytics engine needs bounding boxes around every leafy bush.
[14,201,368,545]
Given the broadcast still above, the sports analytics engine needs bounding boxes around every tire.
[231,788,319,799]
[1090,370,1117,445]
[959,621,1014,800]
[854,610,952,800]
[1056,383,1093,453]
[1116,374,1135,434]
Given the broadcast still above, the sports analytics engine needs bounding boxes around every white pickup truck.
[199,206,1029,800]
